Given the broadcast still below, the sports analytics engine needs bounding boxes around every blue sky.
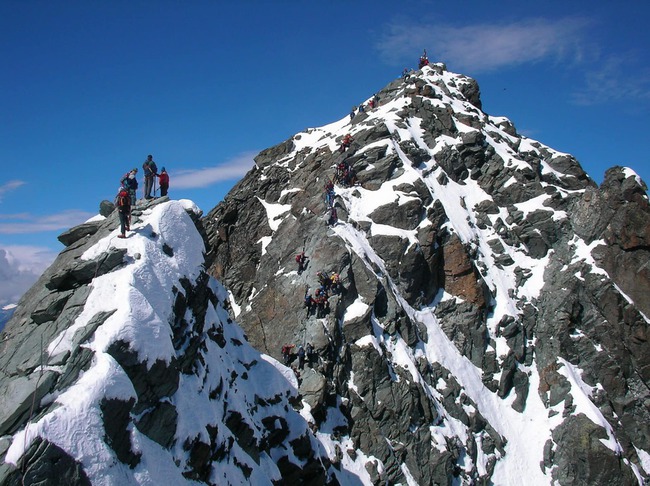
[1,0,649,305]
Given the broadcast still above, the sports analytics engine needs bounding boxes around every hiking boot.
[117,234,126,239]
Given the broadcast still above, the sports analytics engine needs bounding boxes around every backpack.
[116,190,130,208]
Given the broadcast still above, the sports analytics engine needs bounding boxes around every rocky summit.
[1,64,649,485]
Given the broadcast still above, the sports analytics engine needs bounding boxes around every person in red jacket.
[157,167,170,197]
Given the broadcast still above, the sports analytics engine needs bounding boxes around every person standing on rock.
[297,345,306,370]
[418,49,429,69]
[306,342,315,368]
[281,343,295,365]
[115,186,131,238]
[296,251,308,274]
[157,167,169,197]
[304,288,314,317]
[328,207,338,226]
[142,154,158,199]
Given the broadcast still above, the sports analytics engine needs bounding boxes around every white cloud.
[172,152,256,189]
[0,210,96,234]
[572,55,650,105]
[0,245,57,306]
[0,180,26,202]
[376,17,591,72]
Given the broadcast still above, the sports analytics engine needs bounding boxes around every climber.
[330,272,341,294]
[328,207,338,226]
[335,160,349,184]
[281,343,295,365]
[115,186,131,239]
[305,342,315,368]
[297,345,306,370]
[120,168,138,206]
[157,167,169,197]
[315,293,329,318]
[324,179,334,193]
[339,134,353,153]
[326,191,335,208]
[304,287,314,316]
[317,271,330,289]
[402,68,409,80]
[325,184,336,208]
[418,49,429,69]
[296,251,308,274]
[343,166,357,187]
[142,154,158,199]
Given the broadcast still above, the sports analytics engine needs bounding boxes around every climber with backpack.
[281,343,295,365]
[115,186,131,238]
[120,168,138,206]
[296,251,308,274]
[142,154,158,200]
[330,272,341,294]
[339,134,353,153]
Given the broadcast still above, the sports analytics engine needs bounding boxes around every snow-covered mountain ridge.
[0,63,648,485]
[0,199,344,484]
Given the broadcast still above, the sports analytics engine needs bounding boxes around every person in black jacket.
[120,169,138,206]
[142,155,158,199]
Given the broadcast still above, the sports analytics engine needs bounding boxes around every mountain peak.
[1,65,649,485]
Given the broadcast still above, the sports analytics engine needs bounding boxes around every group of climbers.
[302,269,343,319]
[284,52,440,373]
[305,283,330,318]
[282,342,315,372]
[334,159,357,187]
[330,141,358,227]
[403,49,431,79]
[350,93,381,121]
[141,155,170,199]
[114,154,170,238]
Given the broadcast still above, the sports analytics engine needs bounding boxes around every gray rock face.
[202,64,649,484]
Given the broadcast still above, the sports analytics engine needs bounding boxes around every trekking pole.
[154,176,157,198]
